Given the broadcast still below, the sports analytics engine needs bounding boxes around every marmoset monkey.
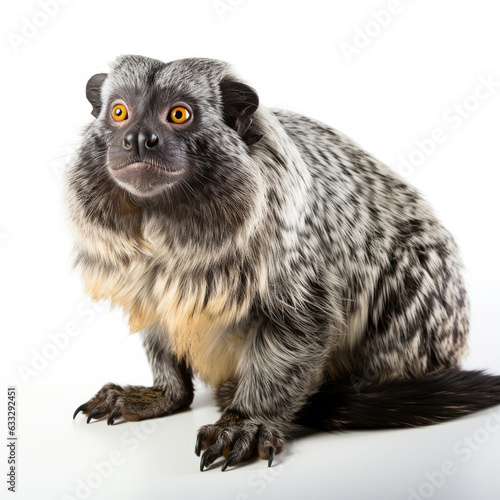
[69,55,500,472]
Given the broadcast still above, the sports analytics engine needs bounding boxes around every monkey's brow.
[108,85,198,109]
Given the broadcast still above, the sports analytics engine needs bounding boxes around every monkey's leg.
[195,319,330,471]
[73,324,193,425]
[214,380,238,412]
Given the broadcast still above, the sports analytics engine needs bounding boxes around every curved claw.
[200,451,209,472]
[267,447,275,467]
[107,407,121,426]
[200,446,222,472]
[87,408,101,424]
[195,433,204,457]
[73,404,86,420]
[221,452,236,472]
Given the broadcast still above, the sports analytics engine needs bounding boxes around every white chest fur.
[78,226,266,386]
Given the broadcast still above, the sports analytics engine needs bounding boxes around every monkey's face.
[103,97,193,197]
[84,56,262,201]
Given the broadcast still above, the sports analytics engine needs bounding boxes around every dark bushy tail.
[296,369,500,430]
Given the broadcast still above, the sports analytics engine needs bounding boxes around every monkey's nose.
[123,131,135,151]
[123,129,160,157]
[144,132,159,149]
[138,129,159,157]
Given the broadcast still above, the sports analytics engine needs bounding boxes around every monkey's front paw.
[73,383,182,425]
[195,411,285,471]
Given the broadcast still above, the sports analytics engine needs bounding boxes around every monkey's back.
[271,108,470,381]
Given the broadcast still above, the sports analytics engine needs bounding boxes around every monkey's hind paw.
[73,383,178,425]
[195,411,285,472]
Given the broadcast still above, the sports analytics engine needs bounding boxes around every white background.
[2,0,500,499]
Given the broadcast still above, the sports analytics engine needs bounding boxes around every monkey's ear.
[220,78,263,146]
[86,73,108,118]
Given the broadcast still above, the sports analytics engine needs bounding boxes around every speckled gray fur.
[68,56,484,470]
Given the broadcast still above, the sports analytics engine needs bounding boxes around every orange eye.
[112,104,128,122]
[170,106,191,124]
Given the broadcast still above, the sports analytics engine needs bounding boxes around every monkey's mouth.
[111,161,185,177]
[109,161,185,194]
